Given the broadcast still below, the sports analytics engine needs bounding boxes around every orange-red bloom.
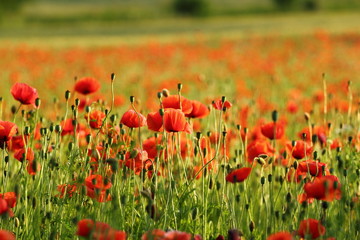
[0,230,16,240]
[226,167,252,183]
[163,109,192,133]
[162,95,193,114]
[85,174,112,202]
[11,82,39,105]
[0,121,18,148]
[304,175,341,201]
[74,77,100,95]
[0,192,17,208]
[120,110,147,128]
[76,219,126,240]
[298,219,325,239]
[212,99,232,110]
[261,122,285,140]
[186,100,209,119]
[14,147,34,162]
[287,140,312,160]
[124,149,151,175]
[267,231,293,240]
[247,139,274,162]
[147,111,163,132]
[85,110,106,129]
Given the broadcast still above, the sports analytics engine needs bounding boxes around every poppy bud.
[23,126,30,135]
[313,151,318,160]
[236,124,241,131]
[75,98,80,107]
[85,106,91,113]
[162,88,170,97]
[343,169,348,177]
[271,110,278,122]
[321,201,328,210]
[286,192,292,202]
[35,98,41,108]
[268,174,272,183]
[304,112,310,121]
[260,176,266,185]
[293,160,298,169]
[177,83,182,91]
[196,132,202,140]
[221,96,226,103]
[5,156,9,163]
[249,221,255,232]
[111,73,115,81]
[130,96,135,103]
[55,125,61,132]
[192,208,197,220]
[86,134,92,144]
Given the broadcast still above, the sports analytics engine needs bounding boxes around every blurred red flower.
[0,121,18,148]
[163,109,192,133]
[120,110,147,128]
[162,95,193,114]
[304,175,341,201]
[0,230,16,240]
[212,99,232,110]
[226,167,252,183]
[267,231,293,240]
[186,100,209,119]
[147,111,163,132]
[74,77,100,95]
[261,121,285,140]
[298,219,325,239]
[287,140,312,160]
[10,82,39,105]
[85,110,106,129]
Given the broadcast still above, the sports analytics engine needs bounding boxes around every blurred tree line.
[173,0,319,16]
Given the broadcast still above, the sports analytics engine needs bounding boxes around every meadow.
[0,13,360,240]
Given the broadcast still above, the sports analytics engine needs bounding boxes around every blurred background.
[1,0,360,42]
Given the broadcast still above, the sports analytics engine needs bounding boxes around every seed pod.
[271,110,278,122]
[260,176,266,185]
[249,221,255,233]
[65,90,71,100]
[130,96,135,103]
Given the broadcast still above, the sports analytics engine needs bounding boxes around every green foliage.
[173,0,210,17]
[0,0,32,17]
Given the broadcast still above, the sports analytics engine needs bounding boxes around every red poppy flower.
[74,77,100,95]
[141,229,166,240]
[0,230,16,240]
[10,82,39,105]
[261,122,285,140]
[14,147,34,162]
[77,219,95,237]
[298,219,325,239]
[304,175,341,201]
[85,110,106,129]
[212,99,232,110]
[27,160,40,176]
[57,184,77,198]
[247,139,274,162]
[0,121,18,148]
[287,140,312,160]
[124,149,151,175]
[120,110,147,128]
[185,100,209,119]
[226,167,252,183]
[163,109,192,133]
[0,192,17,208]
[267,231,293,240]
[147,111,163,132]
[0,198,13,217]
[162,95,193,114]
[297,160,328,177]
[163,231,192,240]
[143,136,163,159]
[85,174,112,202]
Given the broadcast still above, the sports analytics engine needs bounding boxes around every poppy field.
[0,31,360,240]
